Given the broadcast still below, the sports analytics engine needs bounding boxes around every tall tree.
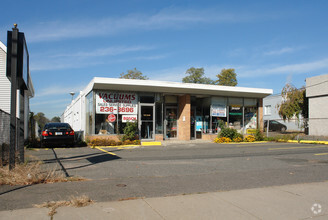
[182,67,214,84]
[120,68,149,80]
[34,112,50,130]
[51,116,61,122]
[216,68,238,86]
[277,83,308,122]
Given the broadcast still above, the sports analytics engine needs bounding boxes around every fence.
[0,109,10,166]
[0,109,25,166]
[263,118,328,141]
[0,109,10,146]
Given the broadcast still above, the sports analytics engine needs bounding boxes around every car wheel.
[281,127,286,133]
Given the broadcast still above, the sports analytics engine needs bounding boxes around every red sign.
[108,114,116,122]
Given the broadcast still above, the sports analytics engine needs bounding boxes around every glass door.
[190,107,196,139]
[165,107,178,139]
[140,105,155,140]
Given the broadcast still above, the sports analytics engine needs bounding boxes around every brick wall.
[178,95,191,141]
[258,98,263,131]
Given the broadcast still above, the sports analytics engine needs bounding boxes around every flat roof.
[87,77,273,98]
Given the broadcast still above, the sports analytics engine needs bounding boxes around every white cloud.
[51,45,156,58]
[238,58,328,77]
[264,47,296,56]
[34,85,85,98]
[30,98,70,107]
[24,8,277,42]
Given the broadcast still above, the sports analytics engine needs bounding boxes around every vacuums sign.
[96,91,138,114]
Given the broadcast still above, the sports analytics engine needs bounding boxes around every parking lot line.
[268,145,328,150]
[314,152,328,156]
[95,147,117,156]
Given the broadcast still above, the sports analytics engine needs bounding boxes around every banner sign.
[96,91,138,114]
[211,104,226,117]
[122,115,137,123]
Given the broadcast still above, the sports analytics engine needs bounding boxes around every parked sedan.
[264,120,287,133]
[41,122,75,147]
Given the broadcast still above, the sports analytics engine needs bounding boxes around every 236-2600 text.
[99,106,135,113]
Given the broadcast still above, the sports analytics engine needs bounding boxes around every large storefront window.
[155,102,163,134]
[210,97,227,133]
[228,97,243,131]
[244,98,257,130]
[94,91,138,135]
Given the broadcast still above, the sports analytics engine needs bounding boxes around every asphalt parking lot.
[1,141,328,211]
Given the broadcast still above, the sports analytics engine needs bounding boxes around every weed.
[0,162,85,186]
[35,195,93,217]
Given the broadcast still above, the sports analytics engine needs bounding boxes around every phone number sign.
[96,91,138,115]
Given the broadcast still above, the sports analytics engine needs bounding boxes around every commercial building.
[306,74,328,136]
[62,77,272,141]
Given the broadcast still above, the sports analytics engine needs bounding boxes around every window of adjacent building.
[264,105,271,115]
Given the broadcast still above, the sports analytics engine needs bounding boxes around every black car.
[41,122,75,147]
[264,120,287,133]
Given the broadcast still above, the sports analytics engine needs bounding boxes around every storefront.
[63,78,272,141]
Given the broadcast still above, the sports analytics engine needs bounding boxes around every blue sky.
[1,0,328,119]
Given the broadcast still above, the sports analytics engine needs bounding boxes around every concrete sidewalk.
[1,181,328,220]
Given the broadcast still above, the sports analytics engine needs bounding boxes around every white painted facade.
[0,41,11,113]
[306,74,328,136]
[62,91,86,132]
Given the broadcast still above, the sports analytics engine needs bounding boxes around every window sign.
[211,104,226,117]
[196,116,203,131]
[96,91,138,114]
[122,115,137,123]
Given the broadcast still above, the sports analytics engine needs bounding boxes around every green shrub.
[254,129,264,141]
[122,122,138,141]
[219,128,238,140]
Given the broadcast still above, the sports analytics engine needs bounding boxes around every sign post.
[8,25,18,170]
[7,24,29,169]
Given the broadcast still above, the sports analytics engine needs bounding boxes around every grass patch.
[0,162,85,186]
[35,195,94,217]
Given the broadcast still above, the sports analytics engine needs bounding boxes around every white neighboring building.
[0,41,10,113]
[0,40,34,141]
[263,94,304,132]
[306,74,328,136]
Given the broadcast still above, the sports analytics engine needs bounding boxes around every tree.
[277,83,308,122]
[182,67,214,84]
[120,68,149,80]
[34,112,50,130]
[51,116,61,122]
[216,68,238,86]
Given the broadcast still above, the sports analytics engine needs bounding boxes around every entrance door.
[165,107,178,139]
[139,104,155,140]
